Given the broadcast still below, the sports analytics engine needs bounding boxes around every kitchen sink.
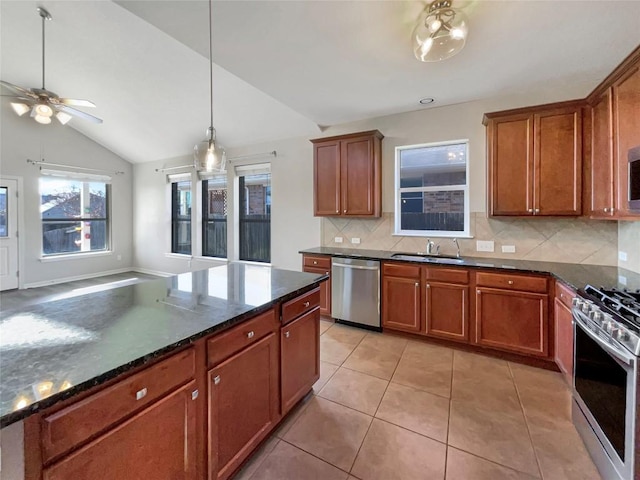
[390,253,465,264]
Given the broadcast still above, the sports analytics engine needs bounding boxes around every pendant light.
[194,0,226,173]
[413,0,468,62]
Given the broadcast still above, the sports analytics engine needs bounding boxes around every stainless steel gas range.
[572,286,640,480]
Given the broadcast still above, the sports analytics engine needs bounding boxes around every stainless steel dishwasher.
[331,257,381,330]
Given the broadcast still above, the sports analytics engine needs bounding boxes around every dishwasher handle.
[332,263,379,271]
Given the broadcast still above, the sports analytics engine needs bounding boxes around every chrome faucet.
[453,238,461,258]
[426,238,439,255]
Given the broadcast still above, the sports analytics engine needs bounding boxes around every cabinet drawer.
[42,348,195,463]
[476,271,548,293]
[383,262,421,279]
[282,288,321,325]
[426,267,469,284]
[555,281,575,310]
[207,309,278,368]
[303,255,331,269]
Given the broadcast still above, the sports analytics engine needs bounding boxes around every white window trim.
[394,139,471,238]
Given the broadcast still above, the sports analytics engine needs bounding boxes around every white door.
[0,178,19,290]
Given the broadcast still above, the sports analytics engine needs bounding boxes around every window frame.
[201,174,228,259]
[234,163,271,264]
[170,178,192,255]
[39,175,112,257]
[394,139,470,238]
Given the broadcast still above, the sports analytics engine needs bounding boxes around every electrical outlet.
[351,237,361,244]
[476,240,495,252]
[619,251,628,262]
[501,245,516,253]
[117,254,122,261]
[334,237,343,243]
[619,275,627,286]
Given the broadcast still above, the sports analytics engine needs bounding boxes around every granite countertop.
[0,263,327,427]
[300,246,640,292]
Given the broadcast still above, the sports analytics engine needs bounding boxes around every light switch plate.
[476,240,495,252]
[334,237,343,243]
[351,237,361,244]
[619,251,628,262]
[501,245,516,253]
[619,275,627,286]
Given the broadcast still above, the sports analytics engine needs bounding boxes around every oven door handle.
[573,315,635,367]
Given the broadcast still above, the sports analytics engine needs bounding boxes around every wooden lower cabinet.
[425,281,469,342]
[382,275,421,333]
[554,282,576,382]
[281,308,320,414]
[208,333,280,480]
[302,266,331,315]
[43,382,197,480]
[474,287,549,357]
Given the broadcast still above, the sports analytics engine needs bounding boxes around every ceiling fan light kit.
[0,7,102,125]
[413,0,468,62]
[193,0,226,174]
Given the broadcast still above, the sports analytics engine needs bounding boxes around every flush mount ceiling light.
[0,7,102,125]
[419,97,435,105]
[194,0,226,173]
[413,0,468,62]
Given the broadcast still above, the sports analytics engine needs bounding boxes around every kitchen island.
[0,263,327,480]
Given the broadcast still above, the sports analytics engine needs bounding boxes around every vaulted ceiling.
[2,0,639,164]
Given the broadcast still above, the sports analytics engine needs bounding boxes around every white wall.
[618,221,640,273]
[0,109,134,287]
[132,136,320,273]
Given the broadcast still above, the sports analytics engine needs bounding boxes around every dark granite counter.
[300,246,640,292]
[0,263,327,427]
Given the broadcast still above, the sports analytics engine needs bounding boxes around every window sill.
[236,260,272,267]
[40,251,112,262]
[392,232,474,239]
[192,256,228,263]
[165,253,193,260]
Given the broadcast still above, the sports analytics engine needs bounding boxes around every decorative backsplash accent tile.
[321,212,619,266]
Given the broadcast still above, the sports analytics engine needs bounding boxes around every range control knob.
[591,310,604,323]
[572,297,583,308]
[616,329,630,342]
[604,321,616,334]
[581,301,593,314]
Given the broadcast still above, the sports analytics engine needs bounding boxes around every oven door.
[573,311,637,480]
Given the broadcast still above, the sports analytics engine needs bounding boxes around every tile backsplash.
[321,213,619,266]
[618,221,640,273]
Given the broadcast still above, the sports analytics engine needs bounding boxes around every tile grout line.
[508,362,545,480]
[277,437,355,478]
[444,350,457,480]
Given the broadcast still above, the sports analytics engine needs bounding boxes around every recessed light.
[419,97,435,105]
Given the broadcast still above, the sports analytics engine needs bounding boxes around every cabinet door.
[488,115,534,215]
[474,287,548,357]
[534,108,582,215]
[591,90,615,217]
[613,64,640,217]
[382,276,421,333]
[340,135,378,216]
[314,140,341,216]
[208,333,279,480]
[425,281,468,342]
[302,266,331,315]
[281,308,320,414]
[554,297,574,382]
[44,383,197,480]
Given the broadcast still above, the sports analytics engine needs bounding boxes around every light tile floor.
[234,320,602,480]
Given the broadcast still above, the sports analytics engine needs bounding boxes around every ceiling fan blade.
[58,98,96,108]
[0,80,36,99]
[56,104,103,124]
[0,95,35,103]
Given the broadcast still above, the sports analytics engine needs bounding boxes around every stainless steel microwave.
[630,145,640,211]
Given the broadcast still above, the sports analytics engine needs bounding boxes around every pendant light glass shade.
[194,127,226,173]
[413,0,468,62]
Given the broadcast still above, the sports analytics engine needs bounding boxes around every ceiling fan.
[0,6,102,125]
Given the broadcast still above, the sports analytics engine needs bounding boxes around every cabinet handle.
[336,209,339,213]
[313,261,318,265]
[560,293,564,298]
[534,208,540,213]
[508,280,514,285]
[136,388,147,401]
[191,390,199,400]
[325,271,329,275]
[477,290,481,295]
[303,301,310,307]
[426,283,430,289]
[604,207,609,213]
[528,209,533,213]
[415,282,419,287]
[213,375,221,385]
[247,331,255,339]
[343,209,347,213]
[611,207,615,214]
[285,331,290,338]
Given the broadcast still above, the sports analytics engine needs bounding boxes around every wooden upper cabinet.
[587,46,640,219]
[613,63,640,218]
[311,130,383,217]
[590,90,615,217]
[485,102,583,216]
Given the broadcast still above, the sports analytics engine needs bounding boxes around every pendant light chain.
[208,0,214,138]
[41,10,46,89]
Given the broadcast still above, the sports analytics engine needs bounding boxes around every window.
[202,175,227,258]
[40,172,110,256]
[395,140,469,237]
[236,164,271,263]
[0,186,7,237]
[171,178,192,255]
